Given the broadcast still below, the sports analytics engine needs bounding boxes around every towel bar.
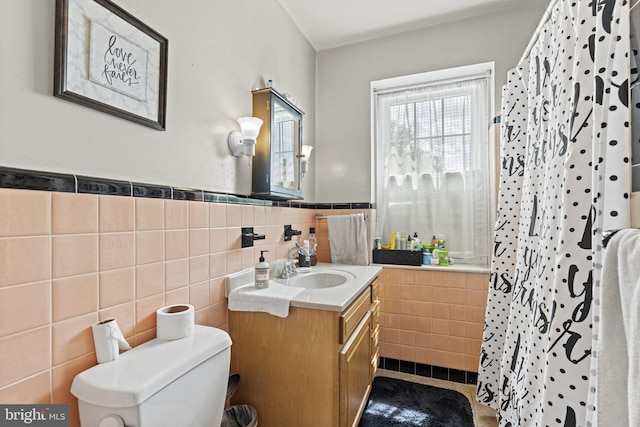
[315,213,368,220]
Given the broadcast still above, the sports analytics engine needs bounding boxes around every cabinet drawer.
[370,300,380,326]
[371,349,379,378]
[370,277,380,302]
[340,287,371,344]
[371,324,379,349]
[340,311,372,427]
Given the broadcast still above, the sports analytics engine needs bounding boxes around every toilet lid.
[71,325,232,408]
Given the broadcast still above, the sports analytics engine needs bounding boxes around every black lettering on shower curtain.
[562,405,577,427]
[567,264,592,323]
[547,263,592,364]
[502,154,525,177]
[494,219,509,258]
[502,341,529,424]
[476,380,496,403]
[592,0,615,35]
[529,195,539,237]
[490,271,513,293]
[569,82,594,143]
[477,346,497,404]
[578,205,595,250]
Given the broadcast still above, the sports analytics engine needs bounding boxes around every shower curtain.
[477,1,631,426]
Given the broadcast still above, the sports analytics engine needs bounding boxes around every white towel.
[597,229,640,427]
[227,282,303,318]
[327,214,369,265]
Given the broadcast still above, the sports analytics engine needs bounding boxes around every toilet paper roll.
[156,304,195,341]
[91,319,131,364]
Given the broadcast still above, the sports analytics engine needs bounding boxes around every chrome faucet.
[281,243,310,279]
[297,243,311,263]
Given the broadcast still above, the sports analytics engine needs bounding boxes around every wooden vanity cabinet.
[229,277,381,427]
[340,311,371,427]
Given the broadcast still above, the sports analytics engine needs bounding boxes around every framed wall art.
[54,0,168,130]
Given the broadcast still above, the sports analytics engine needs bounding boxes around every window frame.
[370,62,496,265]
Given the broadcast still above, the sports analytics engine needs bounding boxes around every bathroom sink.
[280,270,355,289]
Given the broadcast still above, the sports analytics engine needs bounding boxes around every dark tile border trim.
[132,183,172,199]
[315,203,333,209]
[379,356,478,385]
[0,166,376,208]
[78,176,131,196]
[0,167,76,193]
[172,187,204,202]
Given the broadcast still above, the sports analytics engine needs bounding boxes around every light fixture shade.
[301,144,313,177]
[301,144,314,159]
[237,117,263,140]
[229,116,263,159]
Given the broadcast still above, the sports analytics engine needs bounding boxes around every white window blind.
[373,70,491,264]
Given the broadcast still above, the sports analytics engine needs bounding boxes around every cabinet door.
[271,95,301,193]
[340,311,372,427]
[252,87,304,200]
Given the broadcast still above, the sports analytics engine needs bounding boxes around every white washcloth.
[228,281,303,318]
[327,214,369,265]
[597,228,640,427]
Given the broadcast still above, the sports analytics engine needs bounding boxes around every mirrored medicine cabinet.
[251,87,304,200]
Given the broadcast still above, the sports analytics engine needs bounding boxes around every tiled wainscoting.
[0,176,372,427]
[378,267,490,381]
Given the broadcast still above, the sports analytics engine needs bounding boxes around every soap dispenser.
[255,250,269,289]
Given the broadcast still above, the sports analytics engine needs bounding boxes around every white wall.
[0,0,316,199]
[314,1,547,203]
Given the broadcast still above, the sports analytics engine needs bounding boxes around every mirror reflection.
[273,100,300,190]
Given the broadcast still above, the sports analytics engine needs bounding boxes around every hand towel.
[597,228,640,427]
[228,282,304,318]
[327,213,369,265]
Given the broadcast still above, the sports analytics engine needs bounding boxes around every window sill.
[372,262,490,274]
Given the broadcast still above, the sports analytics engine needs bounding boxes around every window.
[372,64,493,264]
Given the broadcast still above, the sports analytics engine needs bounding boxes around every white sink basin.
[279,270,356,289]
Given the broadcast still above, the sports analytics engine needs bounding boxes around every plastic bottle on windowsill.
[431,247,440,265]
[412,232,421,251]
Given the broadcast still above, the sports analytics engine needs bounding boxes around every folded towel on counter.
[327,214,369,265]
[228,281,304,318]
[597,228,640,427]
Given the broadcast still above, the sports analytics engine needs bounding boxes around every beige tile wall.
[376,198,640,374]
[0,188,317,426]
[3,185,633,424]
[378,267,490,373]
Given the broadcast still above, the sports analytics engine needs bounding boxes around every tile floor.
[376,369,498,427]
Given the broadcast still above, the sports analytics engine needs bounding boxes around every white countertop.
[226,263,382,313]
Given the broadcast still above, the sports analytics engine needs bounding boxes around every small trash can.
[222,372,257,427]
[226,372,240,402]
[221,404,258,427]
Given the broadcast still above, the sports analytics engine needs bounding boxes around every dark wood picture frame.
[54,0,168,130]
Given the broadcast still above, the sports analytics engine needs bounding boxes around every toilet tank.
[71,325,232,427]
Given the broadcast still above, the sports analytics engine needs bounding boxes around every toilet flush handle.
[99,415,125,427]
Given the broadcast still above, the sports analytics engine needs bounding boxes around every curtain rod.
[372,72,490,95]
[518,0,559,65]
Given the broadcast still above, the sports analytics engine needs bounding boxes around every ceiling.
[277,0,533,51]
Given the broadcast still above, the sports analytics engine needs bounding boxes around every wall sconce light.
[301,144,313,177]
[228,117,263,159]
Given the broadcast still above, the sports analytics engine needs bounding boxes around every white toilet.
[71,325,232,427]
